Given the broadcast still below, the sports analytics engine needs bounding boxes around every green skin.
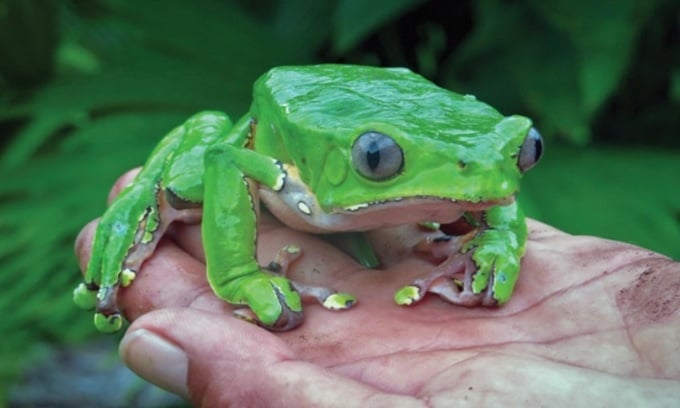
[74,64,541,332]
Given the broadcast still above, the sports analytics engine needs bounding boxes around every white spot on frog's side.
[297,201,312,215]
[272,161,286,191]
[500,181,509,190]
[345,203,370,212]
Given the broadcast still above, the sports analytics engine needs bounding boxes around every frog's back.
[252,64,502,138]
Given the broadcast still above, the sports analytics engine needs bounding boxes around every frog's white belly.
[260,188,505,233]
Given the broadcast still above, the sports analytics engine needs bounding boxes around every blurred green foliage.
[0,0,678,403]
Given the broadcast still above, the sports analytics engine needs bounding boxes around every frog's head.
[256,65,543,229]
[319,114,542,227]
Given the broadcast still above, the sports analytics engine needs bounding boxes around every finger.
[107,167,142,205]
[74,218,99,273]
[119,308,425,407]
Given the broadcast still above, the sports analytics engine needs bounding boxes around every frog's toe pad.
[94,312,123,333]
[73,283,97,310]
[120,268,137,287]
[322,293,356,310]
[394,285,423,306]
[282,245,301,256]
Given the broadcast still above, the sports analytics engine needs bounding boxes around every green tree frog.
[74,64,542,332]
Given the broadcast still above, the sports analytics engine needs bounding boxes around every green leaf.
[0,0,58,85]
[0,0,314,395]
[1,0,310,169]
[442,0,659,145]
[672,68,680,102]
[270,0,337,52]
[521,145,680,260]
[526,0,659,115]
[332,0,427,53]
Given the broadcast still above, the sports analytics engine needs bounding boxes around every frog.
[73,64,542,332]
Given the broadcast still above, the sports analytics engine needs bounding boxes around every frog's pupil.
[351,131,403,181]
[367,141,381,171]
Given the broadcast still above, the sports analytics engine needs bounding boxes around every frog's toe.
[120,268,137,287]
[291,281,357,311]
[322,292,356,310]
[73,282,98,310]
[394,285,424,306]
[94,312,123,333]
[264,245,302,276]
[429,279,496,307]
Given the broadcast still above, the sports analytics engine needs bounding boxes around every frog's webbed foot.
[233,246,356,331]
[395,250,497,307]
[395,229,504,307]
[74,185,202,332]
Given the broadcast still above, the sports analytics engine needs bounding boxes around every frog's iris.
[351,131,404,181]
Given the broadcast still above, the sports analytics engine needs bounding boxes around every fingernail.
[120,329,189,398]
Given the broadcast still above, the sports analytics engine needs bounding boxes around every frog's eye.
[518,127,543,172]
[351,131,404,181]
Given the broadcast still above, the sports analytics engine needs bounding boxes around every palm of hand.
[76,170,680,406]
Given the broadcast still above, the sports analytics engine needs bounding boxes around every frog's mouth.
[344,195,514,213]
[335,195,515,231]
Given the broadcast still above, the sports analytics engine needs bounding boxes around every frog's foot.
[73,282,124,332]
[396,228,495,306]
[232,246,356,331]
[123,190,203,279]
[233,298,304,332]
[394,251,496,307]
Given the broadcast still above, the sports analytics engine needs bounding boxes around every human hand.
[75,169,680,407]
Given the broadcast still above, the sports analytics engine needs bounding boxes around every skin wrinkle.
[328,349,481,395]
[330,338,612,396]
[266,357,427,408]
[421,352,680,405]
[328,318,676,399]
[322,263,664,394]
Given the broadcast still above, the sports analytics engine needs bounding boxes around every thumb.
[119,308,423,407]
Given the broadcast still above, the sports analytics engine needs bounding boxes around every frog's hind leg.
[122,190,202,276]
[74,111,233,332]
[75,183,203,332]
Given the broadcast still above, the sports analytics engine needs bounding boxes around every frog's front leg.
[395,202,527,307]
[203,143,355,331]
